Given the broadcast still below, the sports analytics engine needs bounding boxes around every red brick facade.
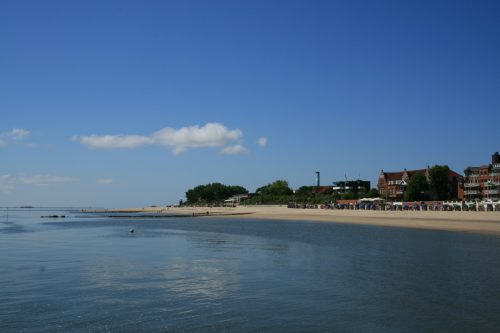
[377,167,463,201]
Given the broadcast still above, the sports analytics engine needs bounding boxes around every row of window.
[466,173,500,177]
[386,180,405,185]
[465,179,500,184]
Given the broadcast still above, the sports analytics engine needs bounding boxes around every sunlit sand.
[104,205,500,235]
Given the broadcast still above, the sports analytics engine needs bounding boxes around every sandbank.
[99,205,500,235]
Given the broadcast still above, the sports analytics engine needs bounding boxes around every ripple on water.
[1,213,500,332]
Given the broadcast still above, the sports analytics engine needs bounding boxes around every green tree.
[429,165,451,200]
[366,188,379,198]
[185,183,248,204]
[295,186,313,197]
[256,180,293,196]
[294,186,313,202]
[342,191,357,200]
[249,180,294,204]
[404,173,429,201]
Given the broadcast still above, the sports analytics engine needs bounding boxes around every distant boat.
[20,206,34,208]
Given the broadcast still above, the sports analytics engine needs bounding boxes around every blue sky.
[1,0,499,207]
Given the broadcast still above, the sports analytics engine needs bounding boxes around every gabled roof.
[381,168,462,181]
[382,169,427,181]
[382,171,404,181]
[448,170,462,178]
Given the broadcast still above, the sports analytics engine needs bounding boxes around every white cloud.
[19,175,75,186]
[74,134,154,149]
[0,128,31,147]
[97,179,113,184]
[74,122,244,155]
[8,128,30,140]
[153,123,243,154]
[256,137,268,147]
[220,144,249,155]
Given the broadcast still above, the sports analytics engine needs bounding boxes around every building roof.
[447,169,462,178]
[312,186,332,194]
[381,169,426,181]
[381,168,462,181]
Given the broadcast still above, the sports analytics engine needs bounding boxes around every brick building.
[377,167,463,201]
[463,152,500,201]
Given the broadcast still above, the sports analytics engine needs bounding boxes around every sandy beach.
[100,205,500,235]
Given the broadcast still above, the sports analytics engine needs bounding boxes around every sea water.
[1,208,500,332]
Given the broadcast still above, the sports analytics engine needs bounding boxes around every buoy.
[129,228,134,233]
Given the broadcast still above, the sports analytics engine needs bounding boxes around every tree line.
[183,165,457,206]
[184,180,380,206]
[185,183,248,205]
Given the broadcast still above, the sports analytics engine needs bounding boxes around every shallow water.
[1,208,500,332]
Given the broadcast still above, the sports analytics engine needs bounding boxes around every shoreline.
[90,206,500,235]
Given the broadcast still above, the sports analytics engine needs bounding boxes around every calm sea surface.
[1,208,500,332]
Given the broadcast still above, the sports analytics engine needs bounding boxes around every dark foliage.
[185,183,248,204]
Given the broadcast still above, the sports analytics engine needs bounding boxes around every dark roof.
[448,170,462,178]
[382,168,462,181]
[382,169,426,181]
[382,171,405,181]
[312,186,332,193]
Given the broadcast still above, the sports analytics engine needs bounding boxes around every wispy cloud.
[72,135,154,149]
[256,137,268,147]
[0,174,75,191]
[74,123,246,155]
[220,145,249,155]
[18,175,75,186]
[24,143,39,149]
[97,179,113,185]
[0,128,31,147]
[0,175,14,192]
[8,128,30,140]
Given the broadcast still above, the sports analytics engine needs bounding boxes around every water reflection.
[78,231,244,305]
[2,211,500,332]
[0,222,30,233]
[165,259,238,300]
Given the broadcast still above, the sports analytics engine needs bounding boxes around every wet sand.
[100,206,500,235]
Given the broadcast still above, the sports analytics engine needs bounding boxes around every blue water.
[1,209,500,332]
